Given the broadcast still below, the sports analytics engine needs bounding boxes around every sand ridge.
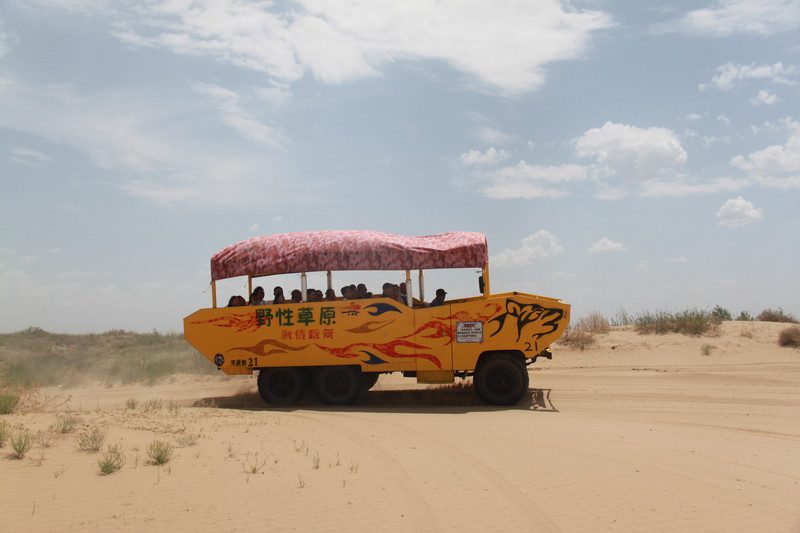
[1,321,799,532]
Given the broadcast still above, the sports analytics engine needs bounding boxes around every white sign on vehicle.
[456,321,483,343]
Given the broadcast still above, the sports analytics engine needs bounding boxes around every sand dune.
[1,321,798,532]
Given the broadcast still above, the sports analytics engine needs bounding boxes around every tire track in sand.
[293,410,561,532]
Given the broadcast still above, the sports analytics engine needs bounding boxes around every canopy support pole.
[404,270,412,307]
[418,269,425,303]
[326,270,332,291]
[211,280,217,308]
[248,276,253,301]
[482,262,490,297]
[301,272,308,302]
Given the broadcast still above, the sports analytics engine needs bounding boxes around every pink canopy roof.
[210,231,488,281]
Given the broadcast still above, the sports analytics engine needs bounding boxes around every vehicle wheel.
[257,367,308,405]
[360,372,379,392]
[312,366,362,405]
[474,353,529,405]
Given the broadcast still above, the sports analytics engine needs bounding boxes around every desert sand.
[1,321,799,532]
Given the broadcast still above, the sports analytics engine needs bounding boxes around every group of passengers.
[228,283,447,308]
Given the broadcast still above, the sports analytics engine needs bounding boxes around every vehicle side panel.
[184,293,570,377]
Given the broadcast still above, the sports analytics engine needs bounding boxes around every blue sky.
[1,0,799,333]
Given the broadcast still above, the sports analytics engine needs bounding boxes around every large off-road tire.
[257,367,308,405]
[360,372,380,392]
[474,353,529,405]
[312,366,362,405]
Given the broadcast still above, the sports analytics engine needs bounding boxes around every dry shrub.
[571,312,610,333]
[558,329,595,350]
[778,326,800,348]
[758,308,799,324]
[634,308,716,336]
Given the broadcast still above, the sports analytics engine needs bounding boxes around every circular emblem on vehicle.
[214,354,225,366]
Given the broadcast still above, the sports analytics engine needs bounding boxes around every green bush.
[634,308,716,336]
[711,305,732,321]
[76,427,107,452]
[147,439,174,465]
[0,420,10,447]
[98,444,126,474]
[10,430,33,459]
[0,392,20,415]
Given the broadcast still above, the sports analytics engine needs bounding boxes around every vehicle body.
[184,231,570,405]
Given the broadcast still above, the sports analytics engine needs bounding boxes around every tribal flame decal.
[229,339,310,357]
[316,339,442,369]
[402,303,503,344]
[188,313,260,333]
[346,320,395,334]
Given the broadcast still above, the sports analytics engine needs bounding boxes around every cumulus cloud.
[481,161,588,199]
[587,237,628,253]
[731,118,800,188]
[460,147,510,167]
[109,0,613,95]
[671,0,800,37]
[750,90,779,106]
[490,231,564,268]
[573,122,687,182]
[701,61,797,91]
[716,196,763,226]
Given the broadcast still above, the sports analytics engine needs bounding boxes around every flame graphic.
[316,339,442,369]
[229,339,310,357]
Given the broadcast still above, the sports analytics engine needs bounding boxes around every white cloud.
[109,0,614,95]
[587,237,628,253]
[717,114,731,126]
[731,118,800,187]
[10,147,53,166]
[471,126,517,145]
[481,161,588,199]
[716,196,763,227]
[703,61,797,91]
[750,90,779,106]
[573,122,687,182]
[190,82,289,149]
[639,176,747,197]
[490,231,564,268]
[460,147,510,167]
[674,0,800,37]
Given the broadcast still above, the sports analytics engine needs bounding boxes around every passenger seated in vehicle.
[325,288,337,301]
[341,285,355,300]
[227,295,247,307]
[430,288,447,307]
[307,289,323,302]
[381,282,405,304]
[357,283,370,299]
[249,286,266,305]
[272,286,285,304]
[290,289,303,303]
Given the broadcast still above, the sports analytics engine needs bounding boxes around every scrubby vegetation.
[778,326,800,348]
[0,327,217,389]
[560,306,800,346]
[757,308,799,324]
[632,308,718,336]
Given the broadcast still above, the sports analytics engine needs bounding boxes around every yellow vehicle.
[184,231,570,405]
